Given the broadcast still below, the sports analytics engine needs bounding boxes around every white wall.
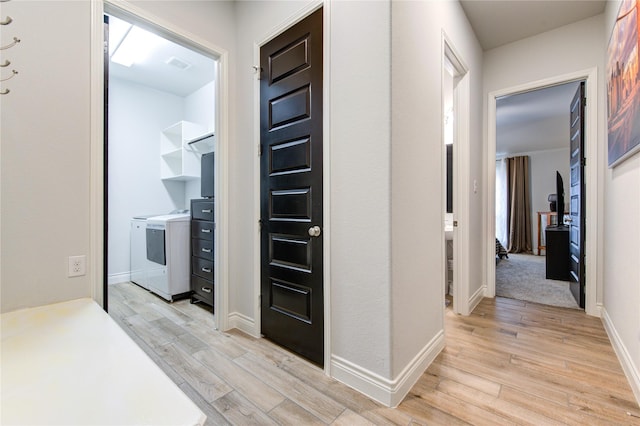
[391,0,483,380]
[184,80,216,203]
[329,0,393,381]
[1,1,92,312]
[602,0,640,404]
[107,77,184,282]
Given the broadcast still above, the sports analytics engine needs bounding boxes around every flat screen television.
[556,170,565,227]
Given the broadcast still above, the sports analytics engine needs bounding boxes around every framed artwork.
[607,0,640,167]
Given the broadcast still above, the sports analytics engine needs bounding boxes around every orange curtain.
[506,156,532,253]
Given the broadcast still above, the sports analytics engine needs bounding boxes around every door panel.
[569,82,585,309]
[260,8,323,365]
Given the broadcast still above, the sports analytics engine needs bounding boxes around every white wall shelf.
[160,121,208,181]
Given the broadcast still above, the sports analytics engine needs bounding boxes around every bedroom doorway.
[486,70,598,316]
[494,82,582,310]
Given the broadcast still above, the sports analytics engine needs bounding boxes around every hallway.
[109,282,640,424]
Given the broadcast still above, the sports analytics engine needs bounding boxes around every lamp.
[548,193,557,212]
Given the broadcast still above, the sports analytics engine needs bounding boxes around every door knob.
[308,226,321,237]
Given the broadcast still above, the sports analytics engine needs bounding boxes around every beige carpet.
[496,253,580,309]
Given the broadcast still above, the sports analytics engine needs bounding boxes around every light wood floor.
[109,282,640,425]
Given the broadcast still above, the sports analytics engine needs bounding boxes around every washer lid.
[146,213,191,225]
[132,214,163,220]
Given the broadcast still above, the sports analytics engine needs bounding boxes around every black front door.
[569,82,585,309]
[260,8,324,365]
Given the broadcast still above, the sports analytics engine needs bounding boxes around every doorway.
[485,69,599,316]
[494,81,583,309]
[101,4,227,326]
[442,37,470,315]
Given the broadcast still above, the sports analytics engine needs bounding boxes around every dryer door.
[146,228,166,265]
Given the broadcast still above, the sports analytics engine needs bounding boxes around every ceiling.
[107,15,216,97]
[459,1,605,156]
[496,82,580,157]
[459,0,607,51]
[107,3,604,154]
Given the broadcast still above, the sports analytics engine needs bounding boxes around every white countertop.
[1,298,206,426]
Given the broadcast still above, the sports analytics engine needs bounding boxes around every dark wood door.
[569,82,585,309]
[260,8,324,365]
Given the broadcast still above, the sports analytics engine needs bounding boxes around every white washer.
[130,215,161,290]
[145,213,191,301]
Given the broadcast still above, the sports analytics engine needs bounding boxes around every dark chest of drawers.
[190,199,214,307]
[545,226,570,281]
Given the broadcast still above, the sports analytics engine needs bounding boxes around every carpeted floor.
[496,253,580,309]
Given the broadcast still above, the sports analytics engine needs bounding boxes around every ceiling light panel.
[111,25,167,68]
[107,16,132,56]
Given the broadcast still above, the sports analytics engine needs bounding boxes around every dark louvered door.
[569,82,585,309]
[260,8,323,365]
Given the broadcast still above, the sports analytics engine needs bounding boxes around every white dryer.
[130,215,161,290]
[146,213,191,301]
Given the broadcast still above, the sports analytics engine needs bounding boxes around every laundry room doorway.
[101,3,228,328]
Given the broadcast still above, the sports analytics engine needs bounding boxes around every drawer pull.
[201,287,212,293]
[202,209,212,213]
[201,248,212,253]
[201,267,212,273]
[201,229,211,233]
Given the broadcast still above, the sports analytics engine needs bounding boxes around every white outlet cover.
[68,255,86,277]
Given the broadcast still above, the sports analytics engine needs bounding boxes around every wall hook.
[0,60,10,67]
[0,37,20,50]
[0,88,9,95]
[0,69,17,82]
[0,16,12,25]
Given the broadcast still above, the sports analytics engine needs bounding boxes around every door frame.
[89,0,231,330]
[485,68,601,316]
[442,33,472,315]
[252,0,330,372]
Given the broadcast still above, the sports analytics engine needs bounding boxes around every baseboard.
[469,284,485,313]
[228,311,259,338]
[601,307,640,405]
[331,330,445,407]
[108,272,130,285]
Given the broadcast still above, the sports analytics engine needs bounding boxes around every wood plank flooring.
[108,283,640,425]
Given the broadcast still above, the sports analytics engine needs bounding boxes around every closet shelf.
[186,132,215,154]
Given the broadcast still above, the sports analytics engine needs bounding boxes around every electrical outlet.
[68,255,86,277]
